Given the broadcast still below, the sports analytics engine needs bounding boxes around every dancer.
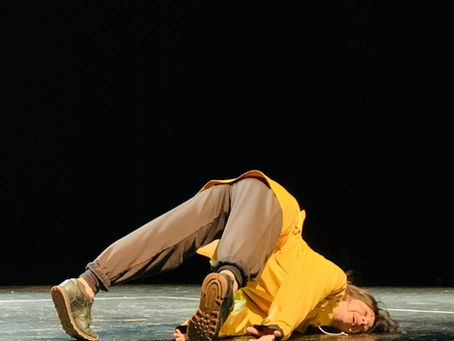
[51,170,398,341]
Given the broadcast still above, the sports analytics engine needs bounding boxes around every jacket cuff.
[175,325,187,333]
[175,319,189,333]
[253,324,285,341]
[260,319,292,340]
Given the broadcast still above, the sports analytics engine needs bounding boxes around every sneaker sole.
[50,285,98,341]
[188,273,232,341]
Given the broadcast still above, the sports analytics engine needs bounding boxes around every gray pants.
[87,178,283,290]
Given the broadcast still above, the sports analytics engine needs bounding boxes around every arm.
[259,249,347,340]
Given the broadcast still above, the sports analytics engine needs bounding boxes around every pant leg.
[87,177,283,291]
[87,183,231,290]
[213,178,283,285]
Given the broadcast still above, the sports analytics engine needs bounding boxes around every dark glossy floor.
[0,285,453,341]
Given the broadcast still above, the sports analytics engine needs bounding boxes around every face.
[331,298,375,334]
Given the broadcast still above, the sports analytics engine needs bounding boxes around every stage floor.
[0,284,453,341]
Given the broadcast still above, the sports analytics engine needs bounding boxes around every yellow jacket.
[196,170,347,340]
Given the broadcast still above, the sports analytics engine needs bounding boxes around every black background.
[2,1,453,287]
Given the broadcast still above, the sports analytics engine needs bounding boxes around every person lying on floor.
[50,170,399,341]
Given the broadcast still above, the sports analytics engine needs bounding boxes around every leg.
[51,183,232,341]
[87,182,233,290]
[215,177,283,285]
[188,178,283,341]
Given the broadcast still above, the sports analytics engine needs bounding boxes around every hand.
[173,328,188,341]
[247,326,282,341]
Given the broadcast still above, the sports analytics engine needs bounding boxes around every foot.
[188,272,234,341]
[50,278,98,341]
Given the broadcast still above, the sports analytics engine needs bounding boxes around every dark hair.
[345,283,401,334]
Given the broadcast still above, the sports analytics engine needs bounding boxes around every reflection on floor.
[0,285,452,340]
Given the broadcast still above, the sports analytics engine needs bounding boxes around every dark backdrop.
[2,1,453,287]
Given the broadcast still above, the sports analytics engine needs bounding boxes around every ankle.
[77,278,95,300]
[220,270,239,292]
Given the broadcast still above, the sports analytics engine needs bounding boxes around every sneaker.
[188,272,234,341]
[50,278,98,341]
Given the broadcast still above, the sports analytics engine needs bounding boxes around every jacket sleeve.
[261,254,346,340]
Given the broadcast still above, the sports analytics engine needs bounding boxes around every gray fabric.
[86,177,282,291]
[79,269,101,295]
[216,264,245,288]
[213,178,283,284]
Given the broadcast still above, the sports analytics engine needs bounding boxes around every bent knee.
[234,177,270,191]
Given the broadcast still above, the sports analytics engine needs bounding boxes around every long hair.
[345,283,401,334]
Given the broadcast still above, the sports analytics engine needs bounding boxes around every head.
[331,283,400,335]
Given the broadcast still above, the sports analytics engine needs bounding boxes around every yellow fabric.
[195,170,347,340]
